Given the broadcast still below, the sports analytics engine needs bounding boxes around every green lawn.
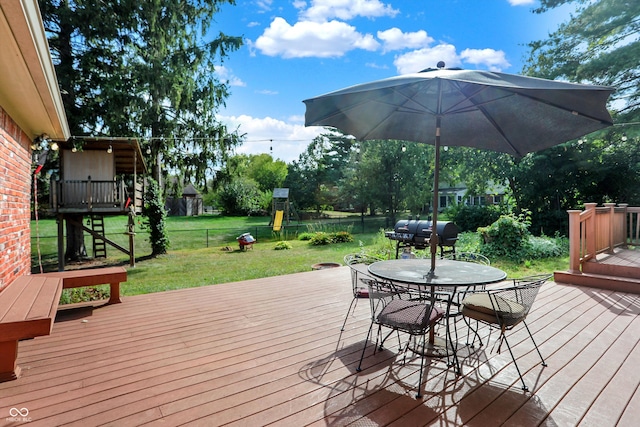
[30,214,569,302]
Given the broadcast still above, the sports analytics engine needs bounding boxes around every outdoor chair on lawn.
[459,274,551,391]
[356,278,457,398]
[341,253,383,331]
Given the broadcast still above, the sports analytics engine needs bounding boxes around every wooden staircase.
[555,247,640,294]
[90,215,107,259]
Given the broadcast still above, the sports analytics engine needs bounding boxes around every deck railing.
[50,178,144,212]
[568,203,640,273]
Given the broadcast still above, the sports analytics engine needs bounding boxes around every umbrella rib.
[360,87,436,141]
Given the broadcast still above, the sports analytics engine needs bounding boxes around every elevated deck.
[1,267,639,425]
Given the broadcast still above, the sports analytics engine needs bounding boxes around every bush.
[217,177,265,216]
[274,241,292,250]
[332,231,354,243]
[528,234,568,258]
[309,232,332,245]
[307,230,354,245]
[446,204,505,232]
[298,232,314,241]
[479,212,531,262]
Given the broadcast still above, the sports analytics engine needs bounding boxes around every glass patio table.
[368,258,507,357]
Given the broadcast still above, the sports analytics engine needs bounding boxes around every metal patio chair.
[356,278,457,398]
[460,274,551,391]
[341,253,383,331]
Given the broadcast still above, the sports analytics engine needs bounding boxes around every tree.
[40,0,242,256]
[285,134,345,212]
[40,0,244,181]
[244,154,288,193]
[143,179,170,256]
[525,0,640,125]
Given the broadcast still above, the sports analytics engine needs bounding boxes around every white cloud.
[220,114,324,163]
[365,62,389,70]
[393,45,511,75]
[256,0,274,12]
[394,44,460,75]
[256,89,279,95]
[377,28,433,53]
[507,0,535,5]
[460,48,511,71]
[253,17,379,58]
[302,0,399,22]
[214,66,246,87]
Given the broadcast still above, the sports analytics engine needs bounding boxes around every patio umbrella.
[303,64,615,271]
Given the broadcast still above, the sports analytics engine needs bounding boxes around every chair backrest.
[344,253,383,296]
[344,253,382,266]
[486,274,550,326]
[362,278,451,333]
[443,252,490,265]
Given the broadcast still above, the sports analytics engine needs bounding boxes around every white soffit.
[0,0,69,140]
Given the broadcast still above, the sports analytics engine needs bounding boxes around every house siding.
[0,106,32,291]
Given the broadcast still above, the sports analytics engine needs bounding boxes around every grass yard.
[30,213,569,302]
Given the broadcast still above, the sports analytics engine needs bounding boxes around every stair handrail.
[568,202,635,274]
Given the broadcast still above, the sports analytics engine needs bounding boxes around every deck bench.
[42,266,127,305]
[0,275,63,382]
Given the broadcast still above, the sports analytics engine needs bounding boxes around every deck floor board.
[1,263,639,426]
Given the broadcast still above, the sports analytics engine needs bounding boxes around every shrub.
[309,232,332,245]
[528,234,568,258]
[479,211,531,262]
[274,241,292,250]
[331,231,354,243]
[446,204,505,232]
[298,232,314,241]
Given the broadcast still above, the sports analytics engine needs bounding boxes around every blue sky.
[212,0,573,163]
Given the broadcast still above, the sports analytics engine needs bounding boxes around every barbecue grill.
[385,219,460,258]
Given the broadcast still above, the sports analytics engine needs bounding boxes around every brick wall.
[0,106,32,290]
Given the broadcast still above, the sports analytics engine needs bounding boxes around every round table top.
[368,258,507,286]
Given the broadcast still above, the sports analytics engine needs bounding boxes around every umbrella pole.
[430,116,441,272]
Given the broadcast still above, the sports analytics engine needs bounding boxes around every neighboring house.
[165,183,204,216]
[0,0,70,290]
[438,181,507,211]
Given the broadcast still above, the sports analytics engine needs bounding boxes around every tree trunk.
[65,214,87,261]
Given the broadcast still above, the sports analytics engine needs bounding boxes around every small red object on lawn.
[237,233,256,251]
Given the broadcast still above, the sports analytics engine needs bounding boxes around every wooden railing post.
[620,203,629,247]
[568,210,582,274]
[604,202,616,254]
[87,176,93,210]
[584,203,597,262]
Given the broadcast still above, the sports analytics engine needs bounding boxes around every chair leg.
[523,321,547,367]
[500,335,529,391]
[416,334,425,399]
[341,297,358,331]
[464,316,483,348]
[356,322,375,372]
[444,315,461,375]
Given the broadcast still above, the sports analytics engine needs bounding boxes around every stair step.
[554,270,640,294]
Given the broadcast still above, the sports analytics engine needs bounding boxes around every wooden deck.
[1,266,639,426]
